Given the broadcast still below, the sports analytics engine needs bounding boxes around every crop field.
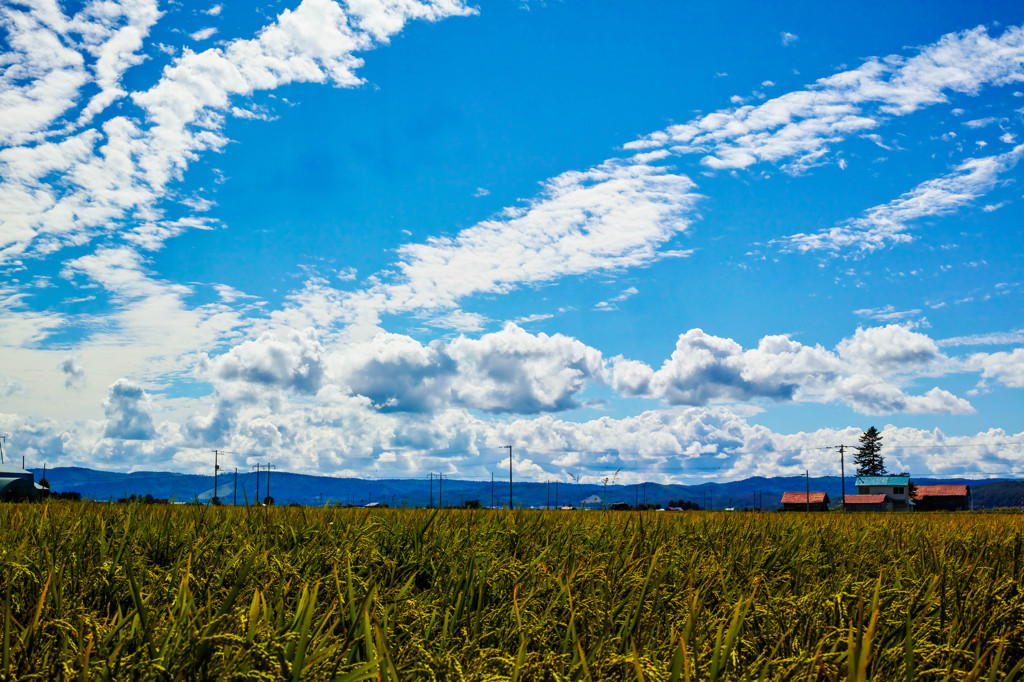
[1,504,1024,681]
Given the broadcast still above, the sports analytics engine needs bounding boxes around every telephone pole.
[505,445,513,509]
[491,472,494,508]
[252,463,261,505]
[212,450,231,505]
[429,473,434,508]
[0,435,6,464]
[805,469,810,512]
[265,464,275,504]
[234,468,238,506]
[439,473,443,509]
[839,444,847,511]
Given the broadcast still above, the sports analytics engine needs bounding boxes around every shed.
[0,463,39,502]
[780,491,830,511]
[844,494,890,512]
[913,484,970,511]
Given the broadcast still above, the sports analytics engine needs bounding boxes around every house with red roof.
[780,491,830,511]
[913,484,971,511]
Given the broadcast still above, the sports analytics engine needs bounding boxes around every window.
[893,486,904,494]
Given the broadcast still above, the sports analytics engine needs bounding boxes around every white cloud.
[59,355,85,389]
[783,144,1024,253]
[103,378,157,439]
[853,305,922,322]
[201,328,326,395]
[939,329,1024,347]
[968,348,1024,388]
[780,32,798,46]
[612,325,968,416]
[340,158,699,324]
[189,27,217,41]
[324,324,607,414]
[626,25,1024,173]
[0,0,474,261]
[836,325,939,371]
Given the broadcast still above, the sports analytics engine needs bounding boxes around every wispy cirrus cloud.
[782,144,1024,253]
[335,158,699,326]
[0,0,475,262]
[625,25,1024,172]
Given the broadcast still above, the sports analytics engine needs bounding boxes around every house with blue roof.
[849,475,913,512]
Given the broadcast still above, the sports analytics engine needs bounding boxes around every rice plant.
[1,502,1023,680]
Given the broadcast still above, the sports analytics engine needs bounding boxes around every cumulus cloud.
[202,328,325,395]
[103,378,156,439]
[626,25,1024,172]
[968,348,1024,388]
[446,324,607,413]
[613,326,968,415]
[836,325,939,371]
[326,324,607,414]
[783,144,1024,253]
[59,355,85,389]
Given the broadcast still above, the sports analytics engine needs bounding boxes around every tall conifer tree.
[854,426,887,476]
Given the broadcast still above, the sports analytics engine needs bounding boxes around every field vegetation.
[2,503,1024,680]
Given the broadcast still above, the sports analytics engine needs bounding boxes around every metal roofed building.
[780,491,830,511]
[0,462,41,502]
[855,475,912,511]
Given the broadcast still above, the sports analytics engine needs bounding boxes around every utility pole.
[491,472,494,508]
[547,480,551,509]
[505,445,513,509]
[806,469,810,512]
[439,473,443,509]
[429,473,434,508]
[635,483,638,509]
[643,483,646,508]
[265,464,275,504]
[234,468,238,506]
[252,463,261,505]
[555,480,558,508]
[212,450,231,505]
[0,435,5,464]
[839,444,847,512]
[710,487,713,511]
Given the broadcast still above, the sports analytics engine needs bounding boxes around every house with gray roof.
[849,475,913,511]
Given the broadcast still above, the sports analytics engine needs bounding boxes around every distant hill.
[27,467,1018,510]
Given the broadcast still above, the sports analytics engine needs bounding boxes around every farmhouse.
[913,484,971,511]
[780,491,830,511]
[854,475,913,511]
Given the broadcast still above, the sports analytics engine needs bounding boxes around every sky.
[1,0,1023,484]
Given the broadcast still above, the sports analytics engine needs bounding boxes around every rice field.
[1,503,1023,680]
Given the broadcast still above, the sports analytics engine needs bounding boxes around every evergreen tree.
[854,426,887,476]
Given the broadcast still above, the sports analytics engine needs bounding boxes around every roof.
[913,484,970,499]
[844,494,889,504]
[781,491,829,504]
[0,462,31,477]
[856,476,909,487]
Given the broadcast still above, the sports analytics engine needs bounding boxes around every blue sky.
[1,0,1023,483]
